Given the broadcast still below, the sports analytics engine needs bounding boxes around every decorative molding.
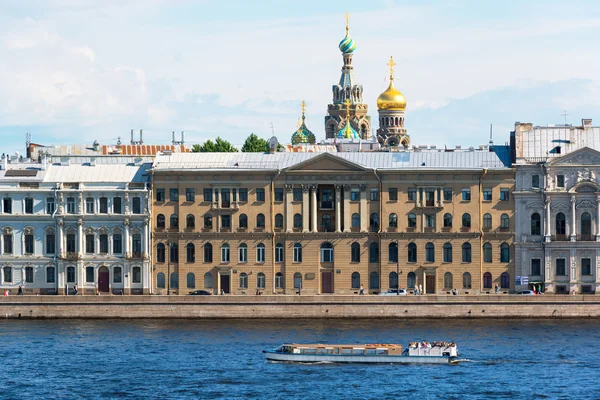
[576,200,596,209]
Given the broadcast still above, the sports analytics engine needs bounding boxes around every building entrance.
[220,274,230,294]
[321,271,333,294]
[426,274,436,294]
[98,266,110,293]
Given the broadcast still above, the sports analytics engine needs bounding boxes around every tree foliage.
[192,137,238,153]
[241,133,270,153]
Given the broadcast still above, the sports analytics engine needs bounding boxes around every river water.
[1,318,599,399]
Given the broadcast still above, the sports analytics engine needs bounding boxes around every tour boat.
[263,342,459,364]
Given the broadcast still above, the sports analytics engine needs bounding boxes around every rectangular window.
[114,268,122,283]
[443,188,452,201]
[483,188,492,201]
[86,266,94,283]
[425,214,435,228]
[370,189,379,201]
[203,188,213,202]
[46,234,55,254]
[500,188,509,201]
[221,215,231,229]
[85,197,94,214]
[556,175,565,188]
[256,188,265,202]
[556,259,566,276]
[113,234,122,254]
[3,235,13,254]
[46,197,55,215]
[3,198,12,214]
[46,267,55,283]
[582,258,592,276]
[99,197,108,214]
[132,267,141,284]
[185,188,195,202]
[66,234,76,253]
[532,175,540,189]
[156,189,165,202]
[25,198,34,214]
[67,197,75,214]
[99,235,108,254]
[293,188,302,202]
[24,235,34,254]
[408,188,417,201]
[113,197,122,214]
[240,188,249,202]
[531,259,541,275]
[85,234,95,254]
[66,267,75,284]
[25,267,34,283]
[461,188,471,201]
[425,190,435,206]
[388,188,398,201]
[351,189,360,201]
[132,197,141,214]
[169,188,179,202]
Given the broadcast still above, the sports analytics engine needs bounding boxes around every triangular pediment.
[548,147,600,166]
[286,153,367,172]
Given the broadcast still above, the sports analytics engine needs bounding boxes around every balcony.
[129,251,143,260]
[221,200,231,208]
[552,234,569,241]
[319,224,334,233]
[579,234,595,242]
[64,251,80,260]
[320,201,334,210]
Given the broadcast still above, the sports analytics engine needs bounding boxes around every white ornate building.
[0,154,152,295]
[513,119,600,294]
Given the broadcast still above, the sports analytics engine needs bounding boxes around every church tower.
[291,100,316,145]
[377,56,409,148]
[324,13,371,140]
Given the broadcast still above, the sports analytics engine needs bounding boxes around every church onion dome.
[337,120,360,139]
[377,56,406,111]
[292,100,316,144]
[338,35,356,54]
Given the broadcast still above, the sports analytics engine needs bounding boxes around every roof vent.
[455,145,462,150]
[582,118,592,127]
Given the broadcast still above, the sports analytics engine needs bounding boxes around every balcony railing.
[221,200,231,208]
[553,234,569,241]
[320,225,334,233]
[320,201,333,210]
[130,251,143,259]
[64,251,79,260]
[579,234,595,242]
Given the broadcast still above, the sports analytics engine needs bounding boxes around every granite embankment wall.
[2,295,600,319]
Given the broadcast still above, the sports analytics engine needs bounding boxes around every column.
[596,250,600,292]
[544,248,552,292]
[77,218,83,256]
[140,225,146,258]
[144,219,150,258]
[343,185,350,232]
[233,188,238,208]
[570,249,577,284]
[108,233,113,255]
[570,195,576,241]
[58,219,64,257]
[335,185,341,233]
[596,196,600,241]
[311,185,318,233]
[213,188,218,208]
[302,185,309,233]
[285,185,293,232]
[545,198,551,241]
[359,185,367,233]
[124,218,131,257]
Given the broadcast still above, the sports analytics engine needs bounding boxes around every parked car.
[189,290,212,296]
[378,288,407,296]
[514,290,536,295]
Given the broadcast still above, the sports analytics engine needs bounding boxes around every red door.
[321,272,333,294]
[98,267,110,293]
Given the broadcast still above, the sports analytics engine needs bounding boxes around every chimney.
[172,131,175,145]
[2,154,6,171]
[181,131,185,144]
[41,155,47,171]
[131,129,134,144]
[139,129,143,144]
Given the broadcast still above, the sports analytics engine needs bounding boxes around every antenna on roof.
[131,129,144,145]
[489,124,494,146]
[172,131,185,146]
[561,110,570,125]
[269,122,275,135]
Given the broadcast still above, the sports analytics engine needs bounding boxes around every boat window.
[376,349,388,355]
[365,349,377,355]
[316,348,328,354]
[341,349,352,355]
[334,348,339,354]
[303,348,316,354]
[352,349,364,355]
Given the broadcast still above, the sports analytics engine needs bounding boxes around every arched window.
[370,213,379,231]
[500,213,510,229]
[186,243,195,263]
[556,212,566,235]
[582,212,592,235]
[186,214,195,229]
[169,243,179,263]
[239,272,248,288]
[389,242,398,263]
[204,215,212,229]
[275,272,284,289]
[170,272,178,289]
[500,243,510,263]
[275,243,284,263]
[170,214,178,229]
[443,243,452,263]
[531,212,541,235]
[462,213,471,228]
[320,242,334,262]
[294,272,302,289]
[321,214,332,231]
[157,272,165,288]
[462,272,472,289]
[483,272,492,289]
[408,243,417,263]
[256,214,265,228]
[204,272,213,288]
[157,243,165,263]
[444,272,453,289]
[369,271,379,289]
[204,243,213,263]
[483,213,492,229]
[351,272,361,289]
[256,243,266,263]
[187,272,195,289]
[483,242,492,263]
[462,243,472,263]
[408,213,417,228]
[407,272,416,289]
[351,213,360,228]
[293,213,303,229]
[443,213,452,228]
[274,213,284,229]
[389,213,398,228]
[293,243,302,262]
[157,214,165,228]
[221,243,230,262]
[500,272,510,289]
[389,272,398,289]
[238,243,248,262]
[369,242,379,263]
[257,272,266,289]
[351,242,360,263]
[239,214,248,229]
[425,243,435,262]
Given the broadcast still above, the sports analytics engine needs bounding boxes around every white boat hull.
[264,351,457,364]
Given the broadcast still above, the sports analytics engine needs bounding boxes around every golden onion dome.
[377,79,406,111]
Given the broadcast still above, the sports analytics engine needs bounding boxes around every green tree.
[241,133,269,153]
[192,137,238,152]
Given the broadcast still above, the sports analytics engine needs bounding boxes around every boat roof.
[285,343,402,348]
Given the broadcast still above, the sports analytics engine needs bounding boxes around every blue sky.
[1,0,599,155]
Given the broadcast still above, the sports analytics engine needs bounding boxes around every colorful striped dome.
[338,35,356,54]
[337,120,360,139]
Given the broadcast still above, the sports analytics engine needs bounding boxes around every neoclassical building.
[0,154,152,294]
[513,119,600,293]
